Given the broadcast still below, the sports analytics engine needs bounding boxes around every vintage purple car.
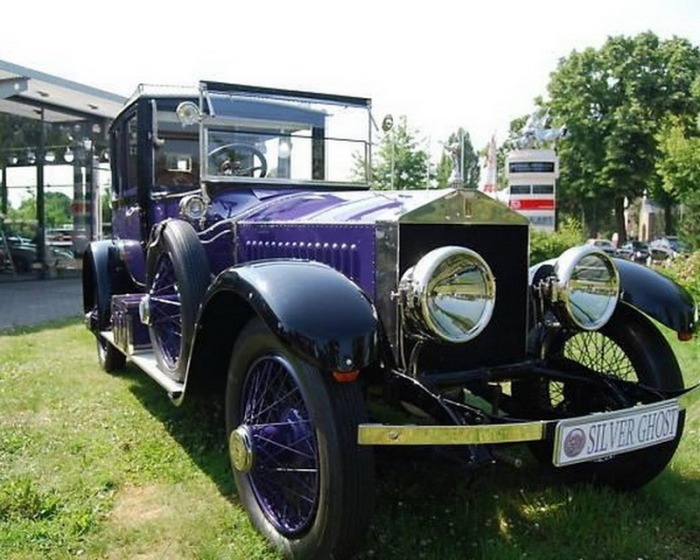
[83,81,699,559]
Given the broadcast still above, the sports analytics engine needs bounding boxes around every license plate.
[553,400,680,467]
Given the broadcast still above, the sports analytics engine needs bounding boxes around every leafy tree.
[656,116,700,248]
[547,32,700,240]
[371,116,430,190]
[8,191,72,229]
[435,128,480,188]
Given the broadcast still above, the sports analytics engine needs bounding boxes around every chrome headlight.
[179,194,207,221]
[553,245,619,330]
[400,246,496,343]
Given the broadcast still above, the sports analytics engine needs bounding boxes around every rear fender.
[82,240,136,331]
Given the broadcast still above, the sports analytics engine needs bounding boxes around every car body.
[82,81,700,559]
[1,236,74,273]
[650,236,686,259]
[616,240,651,264]
[585,238,617,256]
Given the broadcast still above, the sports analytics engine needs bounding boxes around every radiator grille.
[399,223,530,371]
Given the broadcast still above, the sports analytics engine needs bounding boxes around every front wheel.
[516,304,685,490]
[225,317,374,559]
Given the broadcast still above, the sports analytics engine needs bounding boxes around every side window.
[152,105,199,193]
[109,128,122,197]
[126,115,138,192]
[154,136,199,192]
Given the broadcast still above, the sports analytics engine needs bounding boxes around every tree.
[371,116,430,190]
[656,116,700,248]
[8,191,72,230]
[547,32,700,239]
[435,128,480,189]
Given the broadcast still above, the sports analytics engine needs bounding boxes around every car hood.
[232,187,527,226]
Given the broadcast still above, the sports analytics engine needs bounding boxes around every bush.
[529,218,585,265]
[660,251,700,303]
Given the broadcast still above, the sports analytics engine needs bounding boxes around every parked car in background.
[617,240,651,264]
[82,81,700,559]
[651,236,687,259]
[585,238,617,256]
[1,237,74,273]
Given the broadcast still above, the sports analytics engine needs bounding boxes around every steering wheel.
[208,143,268,178]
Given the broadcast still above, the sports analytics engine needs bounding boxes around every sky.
[1,0,699,159]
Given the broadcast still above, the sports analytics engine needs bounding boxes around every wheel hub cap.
[229,425,254,473]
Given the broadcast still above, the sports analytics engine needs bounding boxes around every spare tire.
[146,220,210,381]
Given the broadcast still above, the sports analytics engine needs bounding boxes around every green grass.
[1,320,699,559]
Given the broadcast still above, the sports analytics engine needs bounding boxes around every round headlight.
[179,194,207,220]
[554,246,619,330]
[400,246,496,343]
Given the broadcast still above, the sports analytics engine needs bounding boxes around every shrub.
[660,251,700,303]
[529,218,585,265]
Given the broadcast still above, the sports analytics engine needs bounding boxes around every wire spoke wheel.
[149,253,183,369]
[226,317,374,559]
[242,355,319,534]
[145,220,209,380]
[514,304,685,489]
[563,330,636,382]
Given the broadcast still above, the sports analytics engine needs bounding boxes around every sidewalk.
[0,277,83,331]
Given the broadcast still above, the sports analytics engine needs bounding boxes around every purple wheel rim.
[240,355,319,535]
[149,253,182,369]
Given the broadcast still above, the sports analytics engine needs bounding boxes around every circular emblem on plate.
[563,428,586,458]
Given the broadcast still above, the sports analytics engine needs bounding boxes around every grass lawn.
[1,319,699,559]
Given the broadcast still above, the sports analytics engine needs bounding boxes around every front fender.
[614,258,697,335]
[203,260,379,372]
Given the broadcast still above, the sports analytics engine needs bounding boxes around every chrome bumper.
[357,382,700,446]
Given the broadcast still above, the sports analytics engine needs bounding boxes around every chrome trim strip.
[375,220,400,356]
[358,421,546,445]
[358,390,700,446]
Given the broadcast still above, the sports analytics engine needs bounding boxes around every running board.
[100,332,184,400]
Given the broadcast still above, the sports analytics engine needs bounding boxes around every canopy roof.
[0,59,125,124]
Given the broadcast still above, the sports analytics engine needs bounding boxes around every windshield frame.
[197,81,373,189]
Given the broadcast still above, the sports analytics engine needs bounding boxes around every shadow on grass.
[115,363,236,499]
[359,450,700,559]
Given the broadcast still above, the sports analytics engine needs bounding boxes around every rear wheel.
[89,283,125,373]
[146,221,209,381]
[517,304,685,490]
[96,336,126,372]
[225,317,374,559]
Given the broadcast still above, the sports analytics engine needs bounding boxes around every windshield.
[200,84,372,186]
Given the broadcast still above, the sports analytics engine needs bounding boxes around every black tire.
[96,336,126,373]
[89,282,125,373]
[225,317,374,559]
[146,221,209,381]
[517,304,685,490]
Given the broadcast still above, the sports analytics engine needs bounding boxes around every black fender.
[115,239,147,288]
[529,257,697,335]
[82,240,135,332]
[187,260,378,393]
[613,258,697,335]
